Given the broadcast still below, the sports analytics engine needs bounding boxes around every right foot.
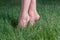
[34,11,40,21]
[18,13,30,27]
[29,11,35,25]
[28,10,40,25]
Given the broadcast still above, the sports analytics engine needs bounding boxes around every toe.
[29,17,35,25]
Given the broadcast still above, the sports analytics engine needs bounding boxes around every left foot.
[18,12,30,27]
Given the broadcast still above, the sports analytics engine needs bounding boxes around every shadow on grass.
[6,15,18,28]
[0,15,18,28]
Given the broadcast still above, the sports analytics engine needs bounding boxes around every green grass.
[0,0,60,40]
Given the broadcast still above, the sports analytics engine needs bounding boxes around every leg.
[28,0,40,25]
[18,0,31,27]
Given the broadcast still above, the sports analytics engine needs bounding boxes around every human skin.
[28,0,40,25]
[18,0,40,27]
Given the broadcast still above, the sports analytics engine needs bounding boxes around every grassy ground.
[0,0,60,40]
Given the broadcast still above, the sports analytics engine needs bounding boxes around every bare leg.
[28,0,40,25]
[18,0,31,27]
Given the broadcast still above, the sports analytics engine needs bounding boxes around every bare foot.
[34,11,40,21]
[18,13,30,27]
[28,10,40,25]
[29,11,35,25]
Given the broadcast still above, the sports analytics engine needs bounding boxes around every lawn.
[0,0,60,40]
